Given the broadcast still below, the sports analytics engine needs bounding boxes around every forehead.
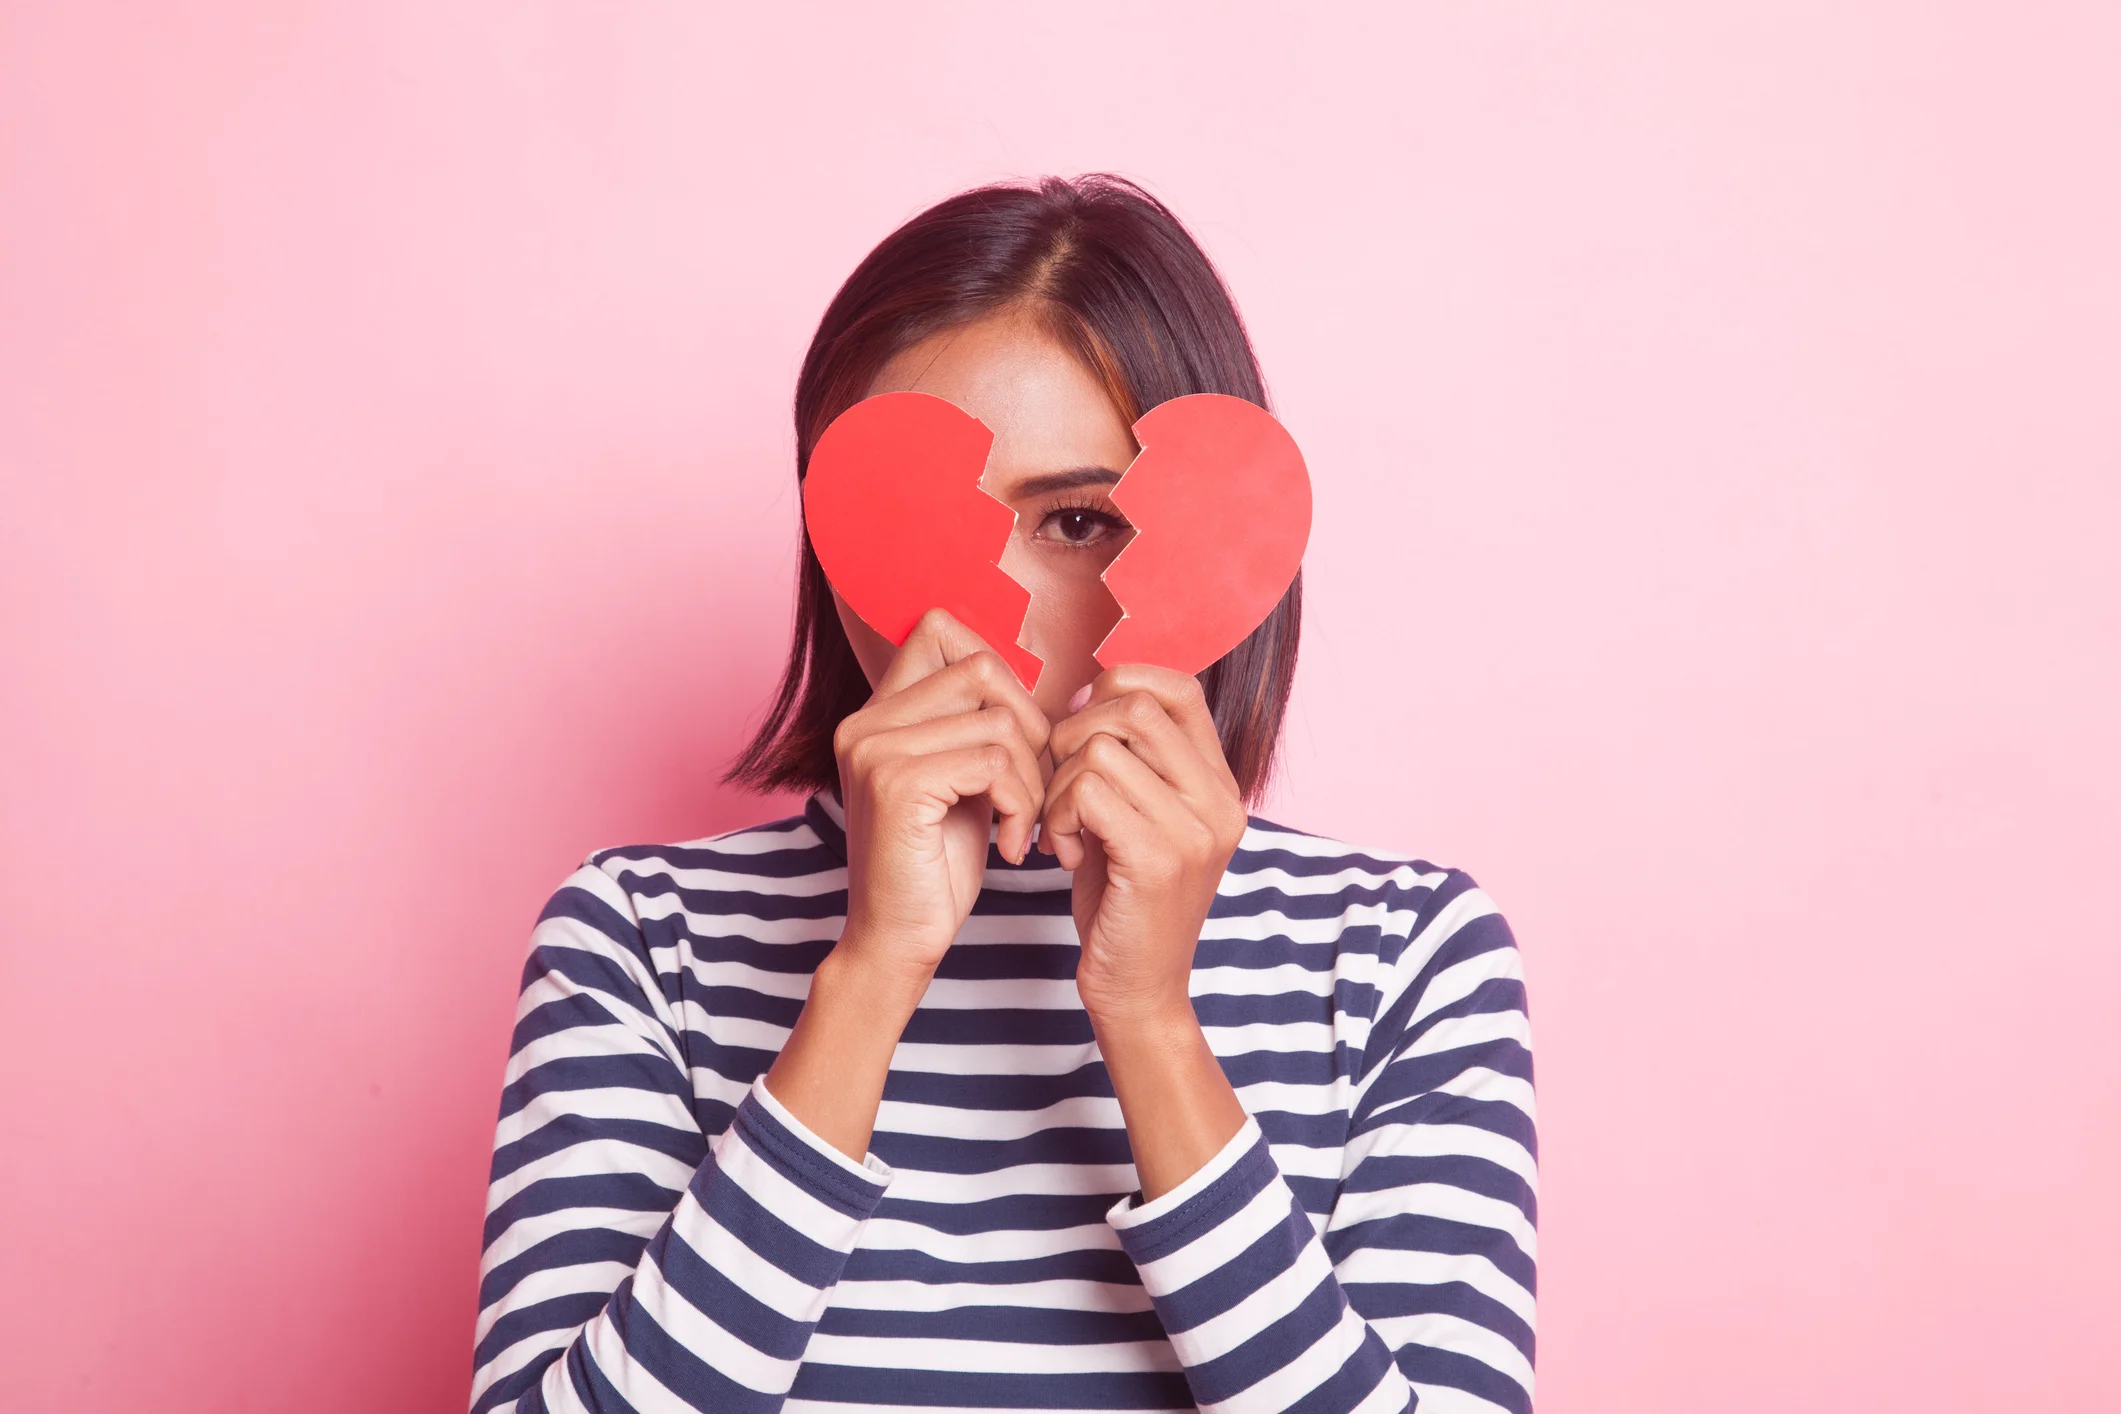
[867,314,1137,479]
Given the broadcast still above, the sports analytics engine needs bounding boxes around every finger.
[1048,690,1227,811]
[875,607,990,696]
[1047,732,1201,852]
[859,613,1050,763]
[877,742,1040,846]
[1048,767,1156,874]
[1037,761,1108,871]
[847,708,1045,860]
[876,607,1034,710]
[1063,665,1233,794]
[1040,735,1180,870]
[866,652,1053,768]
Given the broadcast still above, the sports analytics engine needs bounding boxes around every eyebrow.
[996,466,1125,499]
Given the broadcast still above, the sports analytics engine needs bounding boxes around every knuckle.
[844,734,878,775]
[1122,692,1160,728]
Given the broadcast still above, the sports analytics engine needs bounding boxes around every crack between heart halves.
[978,460,1134,695]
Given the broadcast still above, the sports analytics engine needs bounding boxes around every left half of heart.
[801,391,1043,689]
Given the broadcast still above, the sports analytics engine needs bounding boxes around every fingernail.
[1067,683,1092,714]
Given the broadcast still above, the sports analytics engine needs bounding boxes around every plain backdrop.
[3,4,2117,1411]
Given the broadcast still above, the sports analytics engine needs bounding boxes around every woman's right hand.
[766,608,1051,1162]
[831,608,1055,991]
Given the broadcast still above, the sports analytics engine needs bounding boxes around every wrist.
[764,938,927,1165]
[815,930,934,1024]
[1081,989,1198,1042]
[1088,1001,1246,1203]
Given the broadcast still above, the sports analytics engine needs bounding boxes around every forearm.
[475,879,900,1414]
[1093,976,1402,1414]
[1101,877,1539,1414]
[1107,1120,1413,1414]
[1092,1002,1248,1202]
[493,1077,894,1414]
[764,933,928,1161]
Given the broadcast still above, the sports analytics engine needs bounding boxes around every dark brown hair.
[723,174,1301,806]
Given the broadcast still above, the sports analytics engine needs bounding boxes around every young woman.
[469,176,1537,1414]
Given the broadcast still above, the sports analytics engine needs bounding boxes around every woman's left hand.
[1037,666,1250,1027]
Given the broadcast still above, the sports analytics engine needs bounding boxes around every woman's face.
[831,311,1140,725]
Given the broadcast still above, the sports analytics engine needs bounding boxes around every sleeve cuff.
[739,1073,894,1204]
[1107,1115,1268,1247]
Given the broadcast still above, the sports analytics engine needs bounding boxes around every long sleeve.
[1108,868,1537,1414]
[470,863,894,1414]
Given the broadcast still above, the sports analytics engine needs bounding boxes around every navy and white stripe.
[471,787,1536,1414]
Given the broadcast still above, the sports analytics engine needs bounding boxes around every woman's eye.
[1035,507,1130,547]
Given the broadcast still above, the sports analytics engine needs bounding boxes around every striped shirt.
[471,786,1537,1414]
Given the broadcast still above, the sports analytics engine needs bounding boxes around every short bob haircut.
[724,174,1301,807]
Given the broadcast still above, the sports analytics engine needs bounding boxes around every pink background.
[4,4,2117,1411]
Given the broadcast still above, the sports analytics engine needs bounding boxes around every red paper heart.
[801,392,1042,687]
[802,390,1311,687]
[1095,395,1311,676]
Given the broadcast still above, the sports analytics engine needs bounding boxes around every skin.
[763,309,1250,1201]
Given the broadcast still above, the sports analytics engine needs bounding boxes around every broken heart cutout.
[800,392,1043,687]
[801,390,1311,688]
